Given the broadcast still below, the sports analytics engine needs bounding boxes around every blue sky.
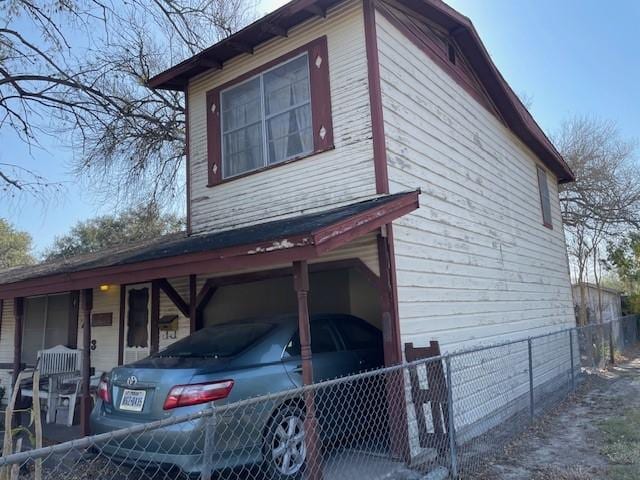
[2,0,638,255]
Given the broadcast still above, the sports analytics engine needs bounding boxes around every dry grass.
[599,408,640,479]
[530,465,599,480]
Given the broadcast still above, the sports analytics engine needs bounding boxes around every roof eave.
[0,191,420,299]
[147,0,338,91]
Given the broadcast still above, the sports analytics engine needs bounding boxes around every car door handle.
[292,365,303,374]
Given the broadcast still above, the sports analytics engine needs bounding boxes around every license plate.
[120,389,146,412]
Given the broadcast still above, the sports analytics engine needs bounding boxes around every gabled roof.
[148,0,573,183]
[0,190,419,298]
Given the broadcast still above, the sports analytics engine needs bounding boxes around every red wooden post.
[189,274,197,334]
[293,260,323,480]
[117,285,126,366]
[150,280,160,354]
[80,288,93,436]
[12,297,24,390]
[67,291,80,349]
[377,232,411,461]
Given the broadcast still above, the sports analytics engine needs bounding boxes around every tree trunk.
[579,281,588,327]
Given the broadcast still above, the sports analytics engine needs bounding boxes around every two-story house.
[0,0,574,440]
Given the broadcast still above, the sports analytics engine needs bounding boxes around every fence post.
[569,329,575,391]
[200,405,216,480]
[528,338,534,419]
[609,322,615,366]
[445,355,458,479]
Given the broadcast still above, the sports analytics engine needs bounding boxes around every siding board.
[376,10,574,353]
[377,9,575,446]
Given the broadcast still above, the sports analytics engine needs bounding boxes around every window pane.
[285,322,338,356]
[267,105,312,164]
[264,55,310,117]
[22,297,47,365]
[45,294,71,349]
[219,54,314,178]
[157,323,273,358]
[336,319,381,351]
[223,122,264,177]
[221,77,262,133]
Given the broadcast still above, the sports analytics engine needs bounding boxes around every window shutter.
[537,165,552,228]
[309,36,334,153]
[206,88,223,186]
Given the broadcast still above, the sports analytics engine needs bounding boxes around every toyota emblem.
[126,375,138,386]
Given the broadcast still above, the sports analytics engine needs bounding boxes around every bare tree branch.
[0,0,256,206]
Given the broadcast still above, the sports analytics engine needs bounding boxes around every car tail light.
[163,380,234,410]
[98,375,111,404]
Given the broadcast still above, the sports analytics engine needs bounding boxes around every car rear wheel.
[264,406,307,479]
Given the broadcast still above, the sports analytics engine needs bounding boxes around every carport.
[0,190,419,464]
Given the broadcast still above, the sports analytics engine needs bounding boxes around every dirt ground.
[480,353,640,480]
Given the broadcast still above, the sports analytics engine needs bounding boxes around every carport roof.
[0,190,419,298]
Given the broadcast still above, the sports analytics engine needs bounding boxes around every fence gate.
[404,341,450,456]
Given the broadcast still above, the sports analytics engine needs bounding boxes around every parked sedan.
[90,313,384,477]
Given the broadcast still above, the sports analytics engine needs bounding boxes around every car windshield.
[155,323,273,358]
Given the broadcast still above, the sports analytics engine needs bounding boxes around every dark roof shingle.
[0,193,411,286]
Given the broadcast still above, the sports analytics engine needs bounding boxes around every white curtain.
[221,54,313,175]
[221,77,263,177]
[264,55,311,164]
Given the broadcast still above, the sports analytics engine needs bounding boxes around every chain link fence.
[1,315,638,480]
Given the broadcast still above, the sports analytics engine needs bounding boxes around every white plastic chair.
[37,346,83,426]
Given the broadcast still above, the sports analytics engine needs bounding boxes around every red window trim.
[536,165,553,230]
[206,36,334,187]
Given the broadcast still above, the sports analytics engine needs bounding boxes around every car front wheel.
[264,406,307,479]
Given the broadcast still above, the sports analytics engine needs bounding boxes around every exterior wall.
[375,8,575,450]
[188,0,376,234]
[571,284,622,324]
[81,286,121,374]
[376,10,574,352]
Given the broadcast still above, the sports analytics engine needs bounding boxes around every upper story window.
[221,54,312,178]
[206,36,333,186]
[536,165,552,229]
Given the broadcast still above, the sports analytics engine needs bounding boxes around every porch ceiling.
[0,190,419,299]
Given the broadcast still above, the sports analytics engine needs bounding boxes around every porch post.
[292,260,323,480]
[150,280,160,354]
[117,285,126,366]
[68,291,80,349]
[377,230,411,461]
[80,288,93,436]
[12,297,24,389]
[189,274,197,334]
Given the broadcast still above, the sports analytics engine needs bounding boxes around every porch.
[0,191,419,442]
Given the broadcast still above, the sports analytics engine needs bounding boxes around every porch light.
[99,284,110,292]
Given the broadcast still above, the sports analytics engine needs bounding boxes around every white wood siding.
[376,11,574,354]
[188,0,376,234]
[376,10,575,449]
[83,287,121,374]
